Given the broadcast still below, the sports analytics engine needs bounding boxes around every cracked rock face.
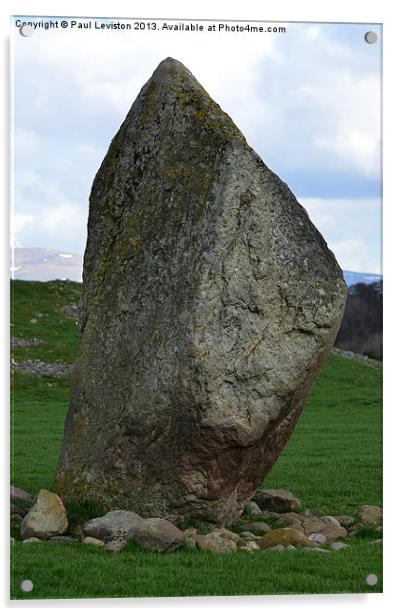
[55,58,347,525]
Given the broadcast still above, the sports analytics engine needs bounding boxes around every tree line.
[335,281,382,360]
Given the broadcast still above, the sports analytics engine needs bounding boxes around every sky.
[11,17,382,274]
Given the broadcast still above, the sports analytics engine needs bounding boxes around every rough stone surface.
[274,511,347,542]
[133,517,185,552]
[196,532,237,554]
[319,525,347,542]
[20,490,68,540]
[355,505,383,525]
[55,57,347,525]
[257,527,313,549]
[83,510,144,542]
[252,489,301,513]
[308,532,327,545]
[319,515,341,528]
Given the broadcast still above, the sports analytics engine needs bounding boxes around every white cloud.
[11,21,381,273]
[14,129,41,159]
[292,71,380,178]
[11,203,87,253]
[300,197,381,274]
[12,214,34,234]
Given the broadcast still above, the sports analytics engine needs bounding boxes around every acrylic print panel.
[10,16,382,600]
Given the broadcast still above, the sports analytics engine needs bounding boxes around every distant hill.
[11,247,83,282]
[10,247,382,289]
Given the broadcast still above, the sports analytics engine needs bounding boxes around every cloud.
[11,19,381,272]
[300,197,381,274]
[11,203,88,253]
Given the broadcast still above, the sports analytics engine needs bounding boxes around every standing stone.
[55,58,347,525]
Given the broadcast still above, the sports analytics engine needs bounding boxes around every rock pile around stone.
[10,486,383,556]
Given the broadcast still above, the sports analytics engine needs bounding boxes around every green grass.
[11,279,81,363]
[10,541,382,599]
[10,280,383,599]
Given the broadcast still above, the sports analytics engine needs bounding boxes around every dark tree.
[335,281,382,359]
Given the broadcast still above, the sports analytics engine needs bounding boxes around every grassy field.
[10,280,383,599]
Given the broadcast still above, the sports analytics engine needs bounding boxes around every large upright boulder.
[55,58,346,525]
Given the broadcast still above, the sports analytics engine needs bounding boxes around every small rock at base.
[303,547,329,554]
[268,544,285,552]
[320,526,347,542]
[22,537,42,544]
[134,518,185,552]
[183,527,198,537]
[355,505,383,525]
[286,544,297,550]
[83,510,144,543]
[21,489,68,540]
[257,527,313,549]
[252,489,301,513]
[330,541,350,551]
[82,536,105,546]
[308,532,327,545]
[196,532,237,554]
[319,515,342,528]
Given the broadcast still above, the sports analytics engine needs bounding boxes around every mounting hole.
[365,573,378,586]
[364,31,378,44]
[19,24,33,37]
[20,579,33,592]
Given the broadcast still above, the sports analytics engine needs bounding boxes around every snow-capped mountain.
[11,247,83,282]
